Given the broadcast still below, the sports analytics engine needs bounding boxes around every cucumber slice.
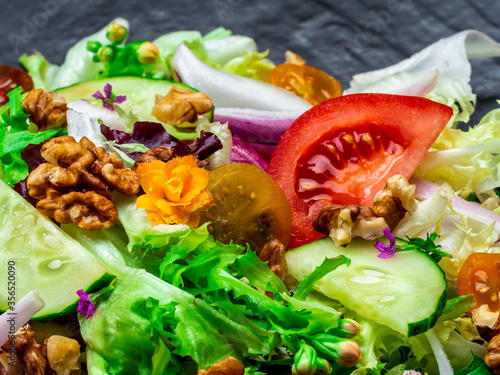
[286,237,447,337]
[0,180,115,321]
[55,76,213,122]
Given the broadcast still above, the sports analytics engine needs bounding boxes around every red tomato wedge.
[267,93,453,249]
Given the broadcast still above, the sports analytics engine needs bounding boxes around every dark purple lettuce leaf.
[190,131,223,160]
[21,140,49,173]
[16,140,50,207]
[13,179,38,207]
[230,135,276,171]
[101,122,222,161]
[101,121,191,156]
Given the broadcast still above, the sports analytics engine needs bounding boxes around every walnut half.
[45,335,81,375]
[314,204,388,246]
[36,190,118,230]
[27,135,139,230]
[313,175,410,246]
[22,89,68,131]
[152,85,213,125]
[197,356,245,375]
[486,334,500,372]
[258,239,287,283]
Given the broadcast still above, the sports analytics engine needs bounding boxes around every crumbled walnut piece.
[259,239,287,282]
[132,146,209,171]
[132,146,175,170]
[472,304,500,342]
[314,204,387,246]
[1,325,48,375]
[373,175,418,212]
[37,190,118,230]
[486,334,500,371]
[152,85,213,125]
[372,195,406,230]
[99,163,140,196]
[27,135,139,230]
[197,356,245,375]
[45,335,81,375]
[84,142,140,196]
[473,304,500,330]
[22,89,67,131]
[314,175,415,246]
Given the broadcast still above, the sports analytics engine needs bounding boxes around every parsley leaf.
[399,233,451,263]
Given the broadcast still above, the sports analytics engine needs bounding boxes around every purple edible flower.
[92,83,126,111]
[374,227,397,259]
[76,289,95,319]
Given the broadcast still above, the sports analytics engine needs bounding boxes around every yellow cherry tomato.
[268,63,342,105]
[200,163,292,252]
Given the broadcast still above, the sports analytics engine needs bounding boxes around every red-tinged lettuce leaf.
[13,179,38,207]
[11,140,51,207]
[101,122,222,161]
[101,121,191,153]
[230,135,276,171]
[190,131,223,160]
[21,140,49,173]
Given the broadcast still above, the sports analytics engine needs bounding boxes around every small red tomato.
[457,253,500,310]
[0,65,34,105]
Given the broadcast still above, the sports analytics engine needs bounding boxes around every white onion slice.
[0,290,45,346]
[172,43,312,111]
[68,100,127,131]
[411,176,500,233]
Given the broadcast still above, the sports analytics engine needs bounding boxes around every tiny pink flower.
[76,289,95,319]
[374,227,397,259]
[92,83,126,111]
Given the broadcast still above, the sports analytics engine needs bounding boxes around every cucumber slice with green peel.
[286,237,447,337]
[55,76,213,123]
[0,180,115,321]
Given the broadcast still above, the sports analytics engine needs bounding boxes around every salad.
[1,17,500,375]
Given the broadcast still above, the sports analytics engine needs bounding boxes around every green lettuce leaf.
[114,193,206,253]
[455,354,494,375]
[222,50,275,81]
[80,270,272,373]
[0,87,67,185]
[61,223,163,277]
[18,52,59,90]
[293,256,350,301]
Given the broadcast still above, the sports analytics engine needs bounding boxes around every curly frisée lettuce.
[113,193,210,254]
[80,270,272,374]
[346,30,500,128]
[416,103,500,201]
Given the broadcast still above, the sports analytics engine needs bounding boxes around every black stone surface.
[1,0,500,122]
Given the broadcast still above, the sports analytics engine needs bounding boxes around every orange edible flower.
[136,156,214,227]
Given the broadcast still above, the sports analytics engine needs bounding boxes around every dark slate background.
[1,0,500,123]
